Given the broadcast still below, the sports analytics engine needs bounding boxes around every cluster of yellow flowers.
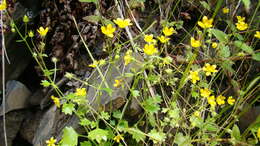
[200,88,235,107]
[75,88,87,96]
[101,18,132,38]
[51,96,60,108]
[189,63,218,84]
[235,16,248,31]
[190,16,214,48]
[142,27,176,55]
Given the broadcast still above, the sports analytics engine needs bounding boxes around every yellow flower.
[51,96,60,108]
[75,88,87,96]
[101,24,116,38]
[190,37,201,48]
[203,63,218,76]
[89,60,98,68]
[236,21,248,31]
[23,15,29,23]
[157,35,170,43]
[222,7,229,14]
[124,50,132,65]
[257,128,260,140]
[143,44,158,55]
[227,96,235,105]
[37,27,49,37]
[144,34,156,43]
[198,16,213,29]
[211,42,218,48]
[0,0,7,11]
[114,79,122,87]
[237,16,245,22]
[200,88,212,98]
[28,30,34,37]
[194,111,200,117]
[207,96,216,107]
[216,95,226,105]
[235,16,248,31]
[162,27,176,36]
[113,134,124,143]
[254,31,260,39]
[189,70,200,84]
[113,18,132,28]
[46,137,57,146]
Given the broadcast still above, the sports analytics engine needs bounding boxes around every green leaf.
[219,45,230,58]
[60,127,78,146]
[62,103,75,115]
[252,53,260,61]
[242,0,251,11]
[131,90,140,97]
[127,128,146,142]
[234,41,254,54]
[16,39,25,43]
[80,118,91,126]
[80,141,92,146]
[117,120,129,129]
[64,93,76,100]
[79,0,97,3]
[142,95,162,113]
[200,1,211,11]
[148,129,166,144]
[112,110,122,119]
[124,73,134,77]
[232,124,241,141]
[83,15,101,23]
[174,132,192,146]
[88,128,109,143]
[204,123,218,132]
[209,29,229,43]
[100,111,110,120]
[41,80,51,87]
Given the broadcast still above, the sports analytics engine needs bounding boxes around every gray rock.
[32,106,81,146]
[0,80,32,115]
[19,110,44,144]
[0,110,28,146]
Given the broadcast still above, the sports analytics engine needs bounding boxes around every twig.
[1,8,8,146]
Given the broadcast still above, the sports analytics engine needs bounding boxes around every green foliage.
[88,128,109,143]
[209,29,229,43]
[142,95,162,114]
[60,127,78,146]
[174,132,192,146]
[62,103,75,115]
[234,41,254,54]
